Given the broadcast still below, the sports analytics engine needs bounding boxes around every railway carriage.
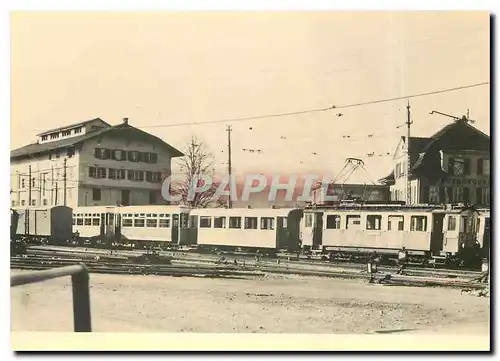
[300,203,481,265]
[12,205,73,245]
[73,205,193,249]
[190,208,303,254]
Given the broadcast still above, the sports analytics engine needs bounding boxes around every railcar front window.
[388,215,404,231]
[326,215,341,229]
[304,214,313,227]
[346,215,361,229]
[366,215,382,230]
[448,216,457,231]
[229,217,242,229]
[245,217,258,229]
[261,217,275,230]
[410,216,427,232]
[214,216,226,229]
[200,216,212,228]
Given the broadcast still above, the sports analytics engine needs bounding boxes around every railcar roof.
[190,207,300,217]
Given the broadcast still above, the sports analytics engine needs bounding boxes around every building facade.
[380,118,490,206]
[10,118,183,208]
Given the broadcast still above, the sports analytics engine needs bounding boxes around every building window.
[92,188,101,201]
[108,168,126,180]
[260,217,275,230]
[214,216,226,228]
[477,159,485,175]
[43,199,48,206]
[74,127,82,134]
[127,170,144,181]
[67,147,75,157]
[149,191,156,204]
[111,149,126,161]
[366,215,382,230]
[326,215,341,229]
[388,215,404,231]
[244,217,258,229]
[229,216,241,229]
[142,152,158,164]
[31,199,36,206]
[11,200,15,207]
[50,133,59,139]
[21,200,25,206]
[463,187,470,202]
[448,216,457,231]
[62,130,71,136]
[482,188,490,205]
[463,158,471,175]
[127,151,141,162]
[421,185,430,203]
[41,135,48,141]
[483,159,490,176]
[95,148,110,160]
[200,216,212,228]
[454,187,464,202]
[448,157,464,176]
[429,186,439,203]
[410,216,427,232]
[89,167,106,179]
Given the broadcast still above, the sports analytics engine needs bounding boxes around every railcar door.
[430,213,445,255]
[312,212,323,249]
[172,214,180,244]
[114,213,122,244]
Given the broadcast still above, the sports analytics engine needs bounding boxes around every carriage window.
[189,215,198,228]
[346,215,361,229]
[134,219,145,227]
[261,217,275,230]
[122,219,133,227]
[159,219,170,228]
[281,217,288,228]
[76,218,84,226]
[245,217,258,229]
[147,219,158,228]
[366,215,382,230]
[229,217,242,229]
[84,218,92,226]
[214,216,226,229]
[180,213,189,229]
[448,216,457,231]
[72,218,76,225]
[200,216,212,228]
[92,217,100,226]
[410,216,427,232]
[326,215,341,229]
[388,215,404,231]
[304,214,313,227]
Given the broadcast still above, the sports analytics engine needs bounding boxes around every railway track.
[12,248,489,290]
[25,245,484,280]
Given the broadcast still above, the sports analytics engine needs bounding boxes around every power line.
[135,81,489,129]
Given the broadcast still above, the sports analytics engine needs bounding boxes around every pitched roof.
[36,118,111,136]
[381,119,490,183]
[11,122,184,160]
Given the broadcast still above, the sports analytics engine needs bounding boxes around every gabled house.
[379,118,490,206]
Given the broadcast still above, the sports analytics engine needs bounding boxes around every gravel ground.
[11,271,490,334]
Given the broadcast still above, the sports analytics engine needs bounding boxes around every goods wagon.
[190,207,303,254]
[12,206,73,245]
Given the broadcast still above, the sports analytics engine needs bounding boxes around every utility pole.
[226,125,233,209]
[63,158,68,206]
[28,165,32,206]
[406,101,413,205]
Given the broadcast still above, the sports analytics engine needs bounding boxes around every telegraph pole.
[63,158,68,206]
[28,165,32,206]
[406,101,413,205]
[226,125,233,209]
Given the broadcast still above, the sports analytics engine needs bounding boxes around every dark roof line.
[36,118,111,136]
[11,122,184,160]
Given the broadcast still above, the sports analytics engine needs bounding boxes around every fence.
[11,264,92,332]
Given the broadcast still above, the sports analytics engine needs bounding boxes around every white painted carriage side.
[191,208,296,249]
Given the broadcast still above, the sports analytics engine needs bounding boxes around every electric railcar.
[300,203,482,265]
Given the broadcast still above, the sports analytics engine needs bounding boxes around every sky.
[10,11,490,184]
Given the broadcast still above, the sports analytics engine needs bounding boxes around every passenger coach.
[190,207,303,254]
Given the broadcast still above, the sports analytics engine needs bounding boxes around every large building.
[380,117,490,206]
[10,118,183,208]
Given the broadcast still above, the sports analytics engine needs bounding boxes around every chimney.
[122,117,129,125]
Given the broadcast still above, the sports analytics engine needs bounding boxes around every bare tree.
[172,136,227,208]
